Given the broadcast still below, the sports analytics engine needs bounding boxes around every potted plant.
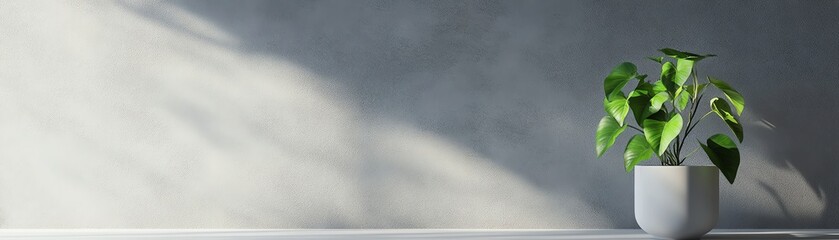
[595,48,745,239]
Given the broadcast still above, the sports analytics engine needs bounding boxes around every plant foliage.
[595,48,745,184]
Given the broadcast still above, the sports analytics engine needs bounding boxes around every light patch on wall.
[0,0,602,228]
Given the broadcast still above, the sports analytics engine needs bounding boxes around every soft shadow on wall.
[0,0,607,228]
[118,0,659,228]
[142,0,839,228]
[110,2,610,228]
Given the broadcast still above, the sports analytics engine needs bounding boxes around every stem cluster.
[659,69,709,166]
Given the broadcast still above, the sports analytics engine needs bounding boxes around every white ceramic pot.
[635,166,719,239]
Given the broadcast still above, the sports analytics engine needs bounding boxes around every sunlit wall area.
[0,0,836,228]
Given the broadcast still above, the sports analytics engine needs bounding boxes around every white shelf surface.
[0,229,836,239]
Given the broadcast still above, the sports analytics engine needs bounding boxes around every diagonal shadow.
[115,0,839,228]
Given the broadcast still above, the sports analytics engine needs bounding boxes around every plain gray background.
[0,0,836,228]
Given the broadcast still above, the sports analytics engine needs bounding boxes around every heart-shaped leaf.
[644,114,683,156]
[596,116,628,157]
[674,58,694,87]
[652,80,667,95]
[624,134,654,172]
[604,95,630,126]
[675,87,690,111]
[710,98,744,142]
[700,134,740,184]
[648,92,669,113]
[709,77,745,115]
[628,95,653,126]
[660,62,677,95]
[604,62,637,100]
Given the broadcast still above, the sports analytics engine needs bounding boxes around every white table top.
[0,229,835,239]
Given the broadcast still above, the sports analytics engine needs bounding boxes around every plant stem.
[682,146,701,163]
[627,124,644,133]
[664,150,677,166]
[687,111,713,135]
[655,152,665,166]
[671,68,705,165]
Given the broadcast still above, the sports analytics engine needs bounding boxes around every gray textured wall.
[0,0,836,228]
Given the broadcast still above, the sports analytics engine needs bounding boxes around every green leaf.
[647,56,664,64]
[710,98,744,142]
[659,48,717,61]
[674,58,694,87]
[675,87,690,111]
[646,110,668,122]
[660,115,684,154]
[643,114,683,156]
[628,82,663,125]
[624,134,654,172]
[596,116,628,157]
[660,62,677,95]
[628,90,645,98]
[648,92,669,113]
[700,134,740,184]
[659,48,692,58]
[708,77,745,115]
[628,94,652,126]
[604,93,631,126]
[634,81,653,95]
[604,62,637,100]
[652,80,667,95]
